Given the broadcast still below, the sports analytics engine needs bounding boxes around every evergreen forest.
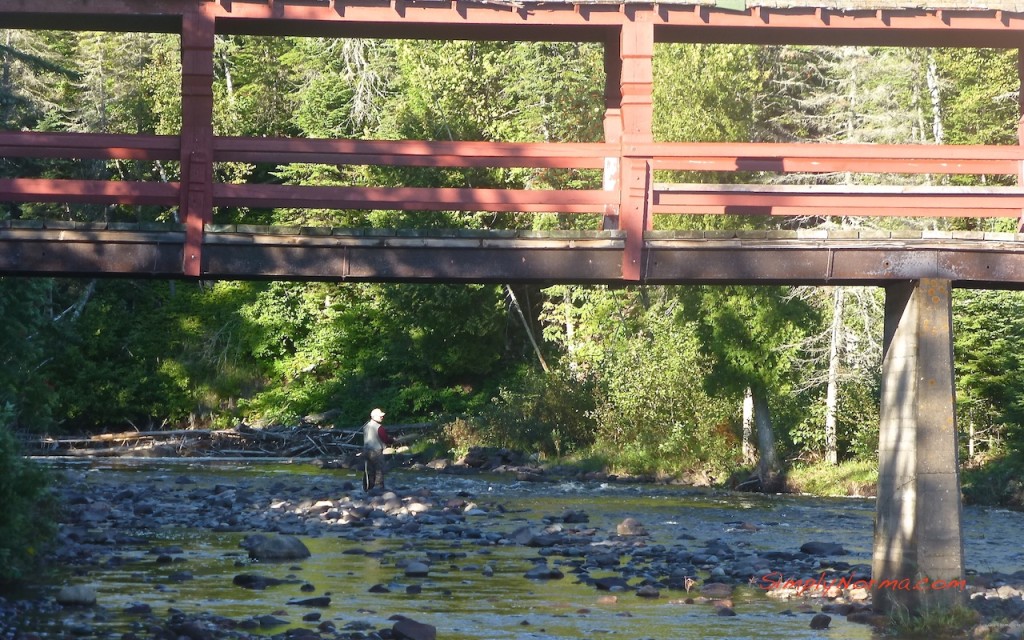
[3,31,1024,509]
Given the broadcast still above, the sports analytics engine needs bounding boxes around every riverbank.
[25,419,1024,510]
[3,457,1024,640]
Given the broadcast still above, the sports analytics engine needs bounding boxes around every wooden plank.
[637,142,1024,160]
[0,178,179,206]
[0,131,179,160]
[652,205,1022,218]
[5,1,1024,51]
[652,157,1020,175]
[213,137,609,169]
[652,183,1024,217]
[212,183,614,212]
[655,183,1024,195]
[644,142,1024,175]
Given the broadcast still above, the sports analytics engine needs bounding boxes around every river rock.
[594,576,630,591]
[524,564,564,580]
[124,602,152,614]
[700,582,733,598]
[560,509,589,523]
[393,616,437,640]
[240,534,311,561]
[799,541,846,556]
[287,596,331,607]
[233,573,300,590]
[508,525,536,545]
[168,620,213,640]
[255,614,289,628]
[405,561,430,577]
[56,585,97,606]
[617,518,647,536]
[810,613,831,629]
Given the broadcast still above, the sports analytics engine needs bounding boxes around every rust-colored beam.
[213,137,609,169]
[0,132,179,161]
[5,131,1020,176]
[180,7,216,277]
[212,183,614,212]
[602,29,623,232]
[655,6,1024,48]
[617,17,654,281]
[7,1,1024,47]
[0,178,178,206]
[643,141,1024,175]
[3,0,1024,56]
[1017,49,1024,233]
[653,183,1024,217]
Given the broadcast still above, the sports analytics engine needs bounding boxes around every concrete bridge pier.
[873,278,965,612]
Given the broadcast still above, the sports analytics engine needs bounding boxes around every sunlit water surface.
[22,459,1024,640]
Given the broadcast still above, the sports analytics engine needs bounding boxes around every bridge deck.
[3,0,1024,284]
[2,224,1021,287]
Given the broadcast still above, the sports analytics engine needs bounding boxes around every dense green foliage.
[1,30,1024,504]
[0,411,58,584]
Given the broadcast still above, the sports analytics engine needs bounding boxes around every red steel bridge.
[3,0,1024,286]
[2,0,1022,612]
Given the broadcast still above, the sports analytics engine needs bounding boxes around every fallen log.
[40,429,211,444]
[25,420,438,459]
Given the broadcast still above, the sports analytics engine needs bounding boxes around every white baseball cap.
[370,408,386,421]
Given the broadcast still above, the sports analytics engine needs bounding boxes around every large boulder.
[393,616,437,640]
[240,534,311,561]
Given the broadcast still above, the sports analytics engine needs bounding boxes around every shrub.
[888,603,979,638]
[0,409,59,585]
[474,367,597,458]
[440,416,482,461]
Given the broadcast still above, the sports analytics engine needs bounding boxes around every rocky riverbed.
[4,455,1024,640]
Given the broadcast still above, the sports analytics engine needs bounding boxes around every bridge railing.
[4,130,1019,219]
[2,130,1023,220]
[642,142,1024,219]
[0,131,614,214]
[0,132,180,208]
[212,137,613,213]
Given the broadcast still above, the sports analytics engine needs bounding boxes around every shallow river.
[21,459,1024,640]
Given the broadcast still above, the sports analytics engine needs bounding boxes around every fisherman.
[361,407,396,492]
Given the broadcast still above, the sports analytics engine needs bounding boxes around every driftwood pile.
[24,419,435,459]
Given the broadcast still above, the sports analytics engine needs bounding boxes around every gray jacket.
[362,419,394,454]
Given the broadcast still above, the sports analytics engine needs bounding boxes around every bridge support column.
[180,8,215,277]
[873,279,964,613]
[609,15,653,281]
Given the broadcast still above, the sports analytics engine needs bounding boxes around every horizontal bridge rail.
[213,137,610,169]
[2,130,1021,216]
[640,141,1024,175]
[0,131,179,161]
[653,183,1024,218]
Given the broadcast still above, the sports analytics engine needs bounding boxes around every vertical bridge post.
[180,8,215,277]
[873,279,965,612]
[1017,48,1024,233]
[602,32,622,232]
[614,14,654,281]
